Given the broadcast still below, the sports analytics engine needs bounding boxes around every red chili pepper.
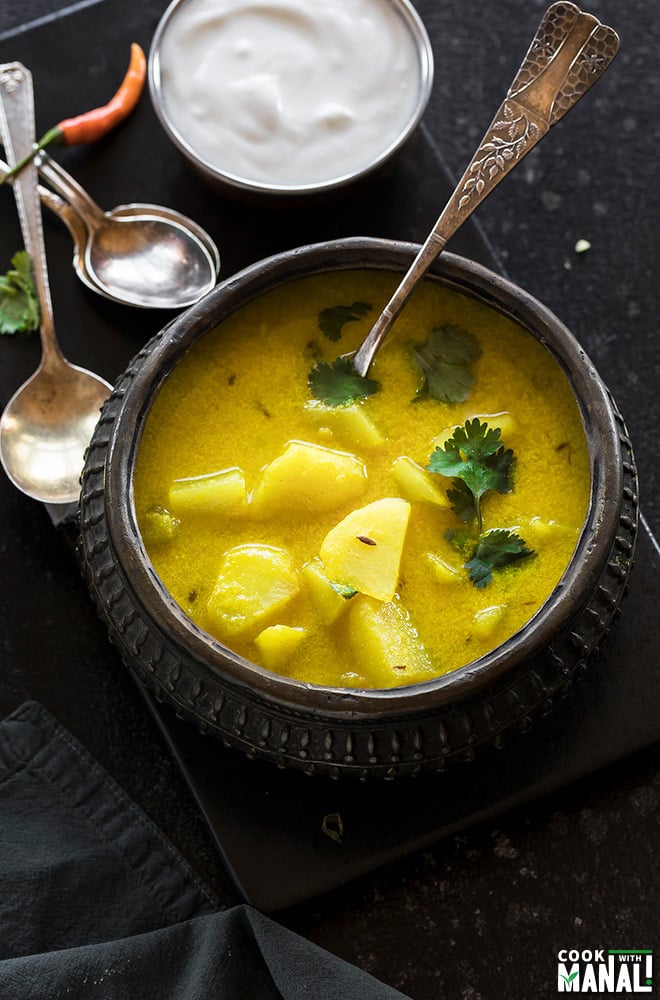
[3,43,147,181]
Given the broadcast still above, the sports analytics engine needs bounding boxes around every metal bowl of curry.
[80,239,637,779]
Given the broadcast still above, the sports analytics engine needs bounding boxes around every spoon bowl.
[1,360,110,503]
[0,62,112,504]
[87,206,220,310]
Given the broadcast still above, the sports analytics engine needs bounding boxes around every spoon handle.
[35,151,107,229]
[0,63,62,367]
[0,154,89,241]
[351,2,619,377]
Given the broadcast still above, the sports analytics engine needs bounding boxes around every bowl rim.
[147,0,435,196]
[104,238,622,719]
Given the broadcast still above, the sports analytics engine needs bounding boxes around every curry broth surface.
[134,271,590,687]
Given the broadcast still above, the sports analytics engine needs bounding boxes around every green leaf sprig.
[318,301,371,342]
[0,250,39,335]
[428,418,514,532]
[307,356,380,407]
[412,324,481,403]
[428,418,534,586]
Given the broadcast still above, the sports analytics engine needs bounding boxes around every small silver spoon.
[0,154,220,306]
[352,2,619,376]
[0,154,220,309]
[31,151,220,310]
[0,62,112,504]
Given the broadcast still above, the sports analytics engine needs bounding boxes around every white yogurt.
[156,0,428,188]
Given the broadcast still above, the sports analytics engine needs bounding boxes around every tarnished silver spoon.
[0,154,221,308]
[32,151,220,310]
[0,63,111,503]
[351,2,619,376]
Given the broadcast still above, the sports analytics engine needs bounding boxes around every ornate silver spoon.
[352,2,619,376]
[0,63,111,503]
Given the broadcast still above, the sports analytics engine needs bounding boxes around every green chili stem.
[1,126,63,184]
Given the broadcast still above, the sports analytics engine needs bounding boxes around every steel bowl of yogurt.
[148,0,434,196]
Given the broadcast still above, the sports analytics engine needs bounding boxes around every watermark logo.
[557,950,653,993]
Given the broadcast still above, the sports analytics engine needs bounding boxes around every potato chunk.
[207,544,300,637]
[255,625,307,670]
[348,596,434,687]
[304,401,385,449]
[250,441,367,517]
[391,456,449,507]
[168,467,247,516]
[425,552,463,585]
[523,516,575,543]
[472,604,507,637]
[320,497,411,602]
[302,559,354,625]
[140,506,180,545]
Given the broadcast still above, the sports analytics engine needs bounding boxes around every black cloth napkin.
[0,702,409,999]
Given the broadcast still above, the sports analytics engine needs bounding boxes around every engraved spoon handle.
[352,2,619,377]
[0,62,62,367]
[34,150,107,229]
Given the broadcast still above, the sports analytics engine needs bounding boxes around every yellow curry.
[134,270,590,688]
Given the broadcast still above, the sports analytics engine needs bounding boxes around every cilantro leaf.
[412,324,481,403]
[318,302,372,342]
[446,479,477,523]
[428,418,515,531]
[307,356,380,407]
[0,250,39,335]
[464,529,535,588]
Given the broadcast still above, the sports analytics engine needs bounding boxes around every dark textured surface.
[0,2,659,998]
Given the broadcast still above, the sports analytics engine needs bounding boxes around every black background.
[1,1,659,997]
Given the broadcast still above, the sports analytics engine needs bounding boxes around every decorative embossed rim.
[103,239,622,720]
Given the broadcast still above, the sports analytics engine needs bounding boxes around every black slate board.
[1,0,659,916]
